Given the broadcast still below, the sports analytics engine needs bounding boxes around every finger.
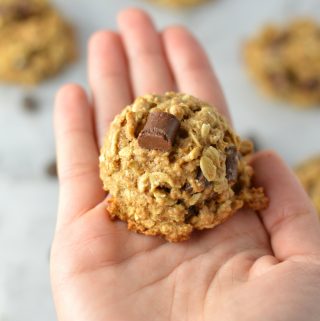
[89,31,132,146]
[162,26,231,122]
[118,8,175,96]
[54,84,105,230]
[252,150,320,260]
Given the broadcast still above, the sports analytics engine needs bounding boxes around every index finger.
[162,26,231,123]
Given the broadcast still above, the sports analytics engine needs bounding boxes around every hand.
[50,8,320,321]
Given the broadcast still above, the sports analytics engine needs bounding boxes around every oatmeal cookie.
[99,92,268,242]
[0,0,76,84]
[295,156,320,216]
[0,0,47,27]
[244,19,320,106]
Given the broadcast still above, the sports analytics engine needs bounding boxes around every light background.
[0,0,319,320]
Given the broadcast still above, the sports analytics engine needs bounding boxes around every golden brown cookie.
[295,156,320,216]
[0,0,46,27]
[244,19,320,106]
[99,93,268,242]
[0,0,76,84]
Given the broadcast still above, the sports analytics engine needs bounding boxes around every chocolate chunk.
[14,3,34,19]
[182,182,193,193]
[156,185,171,194]
[225,146,238,182]
[22,94,39,113]
[0,1,34,20]
[138,112,180,151]
[196,167,211,188]
[185,205,199,222]
[178,127,188,139]
[46,160,57,178]
[270,32,290,49]
[232,181,242,195]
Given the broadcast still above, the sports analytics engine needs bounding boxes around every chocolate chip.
[182,182,193,193]
[225,146,238,182]
[196,167,211,188]
[185,205,199,222]
[232,181,242,195]
[270,32,290,48]
[14,3,34,19]
[0,1,35,20]
[22,94,39,113]
[178,128,188,139]
[156,186,171,194]
[138,112,180,152]
[46,160,57,178]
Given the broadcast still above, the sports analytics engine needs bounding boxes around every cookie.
[0,0,76,84]
[295,156,320,216]
[99,92,268,242]
[149,0,207,8]
[244,19,320,106]
[0,0,46,27]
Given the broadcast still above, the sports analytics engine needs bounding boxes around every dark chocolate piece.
[270,32,290,49]
[196,167,211,188]
[156,185,171,194]
[225,146,238,182]
[22,94,39,113]
[0,1,35,20]
[46,160,57,178]
[185,205,199,222]
[138,112,180,151]
[178,127,188,139]
[182,182,193,193]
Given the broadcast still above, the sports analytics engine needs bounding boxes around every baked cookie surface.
[244,19,320,106]
[295,156,320,216]
[0,0,46,26]
[99,93,268,242]
[0,0,76,84]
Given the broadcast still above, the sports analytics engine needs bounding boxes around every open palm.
[50,9,320,321]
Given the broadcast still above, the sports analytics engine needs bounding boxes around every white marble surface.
[0,0,319,320]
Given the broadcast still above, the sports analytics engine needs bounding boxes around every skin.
[50,8,320,321]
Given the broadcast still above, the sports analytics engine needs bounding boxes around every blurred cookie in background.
[0,0,76,85]
[148,0,208,8]
[0,0,46,27]
[244,19,320,107]
[295,155,320,216]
